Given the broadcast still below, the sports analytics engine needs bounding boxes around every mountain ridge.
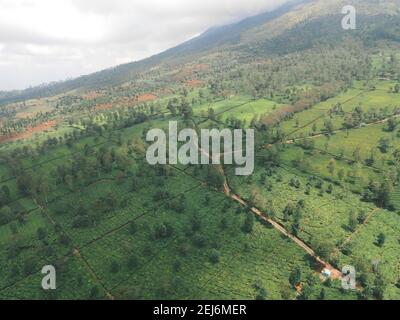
[1,0,400,106]
[0,0,309,105]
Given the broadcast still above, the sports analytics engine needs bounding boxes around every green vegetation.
[1,0,400,300]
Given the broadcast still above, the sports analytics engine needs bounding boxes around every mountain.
[1,0,399,106]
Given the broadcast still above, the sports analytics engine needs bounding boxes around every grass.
[0,256,103,300]
[281,84,400,140]
[227,164,374,248]
[338,209,400,299]
[278,144,380,193]
[193,96,251,116]
[220,99,285,123]
[1,77,399,300]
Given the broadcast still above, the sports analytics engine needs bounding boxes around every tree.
[131,177,140,192]
[72,215,92,229]
[0,186,11,206]
[154,223,173,239]
[387,117,398,132]
[167,100,177,116]
[319,288,326,300]
[338,169,345,182]
[298,285,313,300]
[376,180,393,209]
[198,89,205,100]
[64,174,73,190]
[10,222,18,235]
[37,227,47,241]
[127,255,139,270]
[16,174,33,196]
[23,258,36,276]
[0,206,13,225]
[253,280,268,300]
[291,222,300,236]
[357,211,367,224]
[129,222,137,235]
[348,212,358,232]
[327,159,336,176]
[37,179,50,204]
[364,180,393,209]
[377,233,386,247]
[206,167,224,189]
[280,286,293,300]
[110,260,120,274]
[289,267,301,288]
[313,240,334,261]
[242,214,254,234]
[89,286,100,299]
[283,203,295,221]
[209,249,220,264]
[353,147,362,163]
[59,234,71,246]
[208,108,216,121]
[378,138,390,153]
[312,123,317,133]
[324,278,332,288]
[393,148,400,163]
[324,119,334,135]
[373,271,387,300]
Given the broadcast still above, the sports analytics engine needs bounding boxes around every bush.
[23,258,37,276]
[110,261,120,274]
[72,215,92,228]
[192,234,208,248]
[209,250,220,264]
[128,222,137,235]
[127,255,139,270]
[154,223,173,239]
[242,214,254,233]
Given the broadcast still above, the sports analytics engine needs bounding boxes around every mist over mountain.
[0,0,399,105]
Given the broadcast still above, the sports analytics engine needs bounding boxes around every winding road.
[217,165,343,280]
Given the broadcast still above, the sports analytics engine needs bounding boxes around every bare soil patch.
[136,93,157,102]
[0,120,57,144]
[95,103,113,111]
[187,79,205,88]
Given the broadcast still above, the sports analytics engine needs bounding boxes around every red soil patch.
[95,103,113,111]
[83,91,104,100]
[173,64,210,81]
[137,93,157,102]
[187,79,205,88]
[0,120,57,144]
[191,64,209,71]
[157,88,174,95]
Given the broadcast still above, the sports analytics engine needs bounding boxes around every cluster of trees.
[283,200,304,236]
[342,106,400,130]
[347,210,368,233]
[354,258,388,300]
[363,180,393,209]
[0,109,56,137]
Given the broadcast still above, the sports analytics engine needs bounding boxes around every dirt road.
[193,128,343,280]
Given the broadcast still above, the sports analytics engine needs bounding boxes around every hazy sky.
[0,0,289,91]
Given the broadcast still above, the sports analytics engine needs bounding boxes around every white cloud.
[0,0,289,90]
